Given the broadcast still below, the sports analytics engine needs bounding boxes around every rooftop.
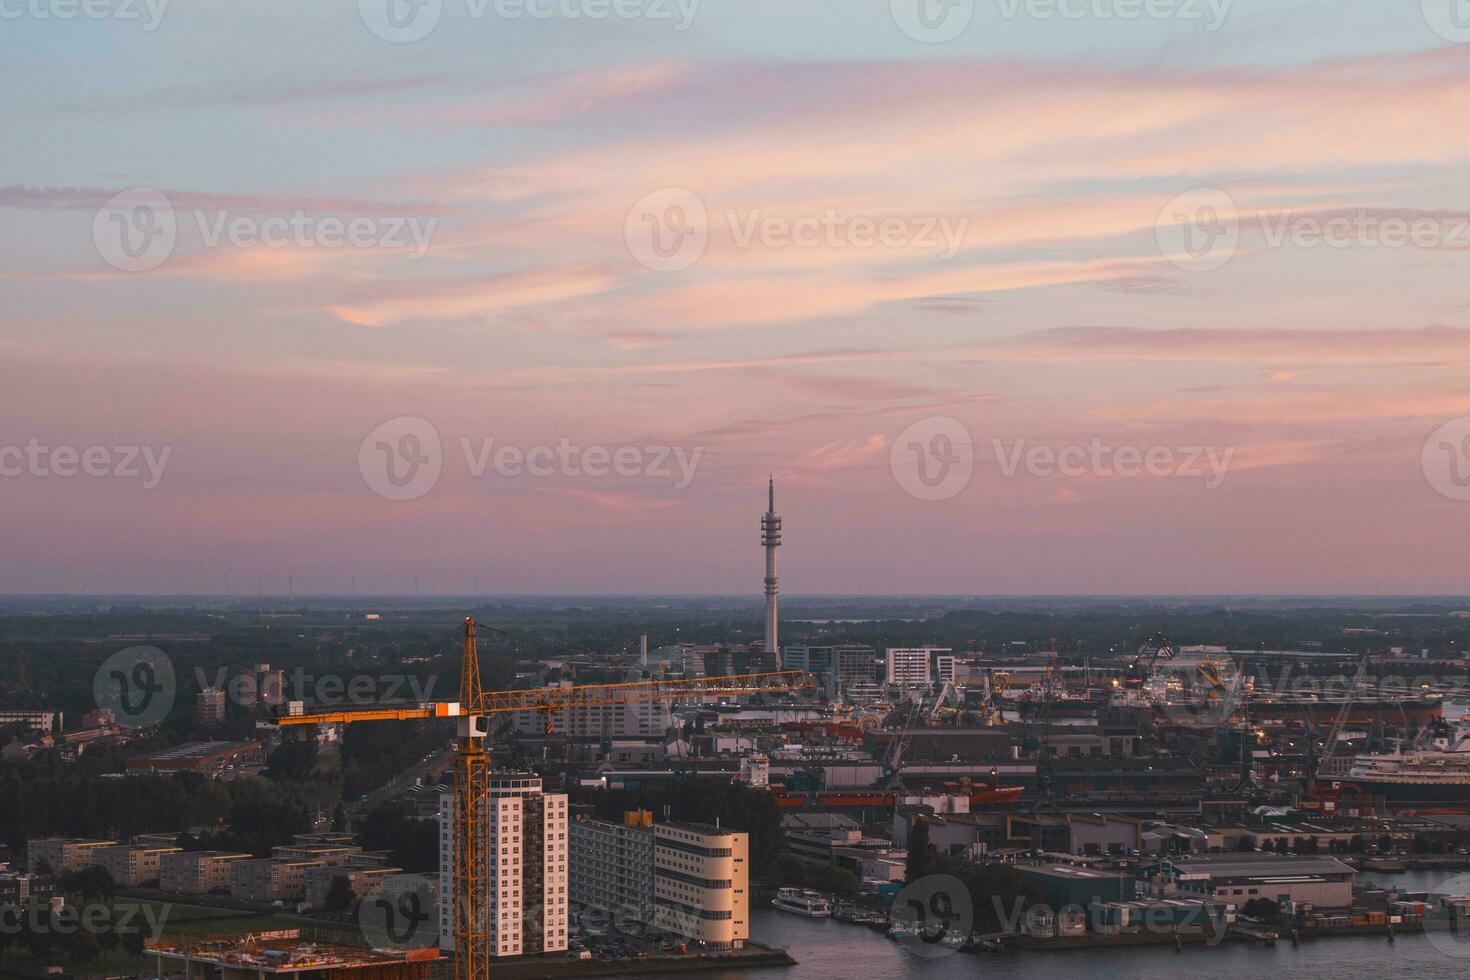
[148,932,438,973]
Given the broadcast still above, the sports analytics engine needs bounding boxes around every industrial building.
[147,931,438,980]
[1142,853,1358,910]
[125,740,262,774]
[1019,864,1138,911]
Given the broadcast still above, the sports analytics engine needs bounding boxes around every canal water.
[657,906,1470,980]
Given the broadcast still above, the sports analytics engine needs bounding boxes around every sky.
[4,0,1470,596]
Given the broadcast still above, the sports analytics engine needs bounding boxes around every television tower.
[761,477,781,666]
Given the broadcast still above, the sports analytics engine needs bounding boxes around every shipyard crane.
[1310,649,1371,791]
[1123,632,1175,687]
[271,618,813,980]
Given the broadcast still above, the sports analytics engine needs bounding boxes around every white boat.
[771,888,832,917]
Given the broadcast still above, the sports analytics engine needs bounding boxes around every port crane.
[1124,632,1175,686]
[272,618,813,980]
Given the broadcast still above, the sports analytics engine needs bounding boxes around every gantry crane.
[273,618,813,980]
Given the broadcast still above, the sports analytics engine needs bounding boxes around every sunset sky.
[5,2,1470,595]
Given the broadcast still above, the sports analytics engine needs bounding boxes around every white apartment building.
[886,648,949,687]
[438,774,568,960]
[653,823,748,950]
[510,700,672,739]
[935,654,959,684]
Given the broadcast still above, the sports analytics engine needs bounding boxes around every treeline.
[358,801,438,872]
[339,719,453,802]
[0,768,310,857]
[571,780,783,873]
[905,822,1045,933]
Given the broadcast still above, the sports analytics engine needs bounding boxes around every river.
[654,903,1470,980]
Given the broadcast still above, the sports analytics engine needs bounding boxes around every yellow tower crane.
[273,618,813,980]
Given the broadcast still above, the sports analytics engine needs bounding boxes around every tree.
[905,819,937,883]
[359,801,438,873]
[266,740,320,783]
[323,875,356,914]
[61,865,115,903]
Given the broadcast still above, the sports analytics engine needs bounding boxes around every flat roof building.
[653,822,748,950]
[1142,853,1357,911]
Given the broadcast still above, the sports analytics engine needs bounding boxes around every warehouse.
[1141,853,1357,910]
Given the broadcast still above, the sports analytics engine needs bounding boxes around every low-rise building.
[230,858,328,903]
[1141,853,1357,911]
[159,850,252,894]
[26,838,115,875]
[125,740,262,775]
[0,710,61,734]
[1019,864,1137,912]
[0,864,57,907]
[94,844,182,886]
[304,864,402,910]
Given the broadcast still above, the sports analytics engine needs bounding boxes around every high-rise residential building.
[438,774,568,960]
[568,812,655,926]
[196,687,226,724]
[653,823,748,950]
[782,646,834,683]
[935,655,959,685]
[885,648,948,687]
[831,645,878,698]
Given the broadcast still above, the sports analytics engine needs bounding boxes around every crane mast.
[454,618,490,980]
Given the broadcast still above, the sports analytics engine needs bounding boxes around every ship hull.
[1337,778,1470,803]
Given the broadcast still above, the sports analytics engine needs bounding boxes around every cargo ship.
[1342,723,1470,803]
[1149,695,1443,728]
